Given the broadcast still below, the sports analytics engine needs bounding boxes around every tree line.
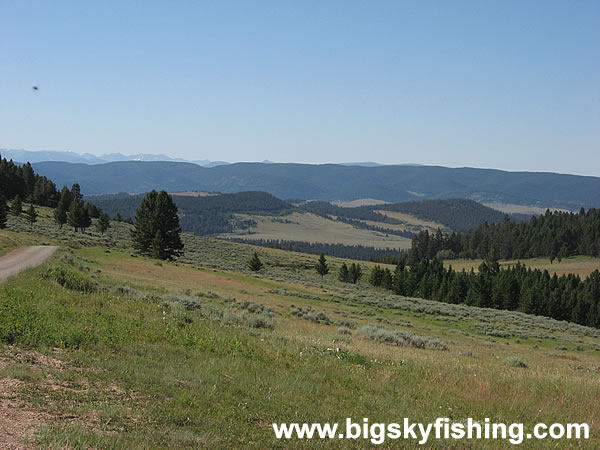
[368,257,600,328]
[377,199,513,232]
[0,156,110,233]
[300,198,512,232]
[0,156,59,207]
[87,191,291,235]
[410,208,600,262]
[228,238,407,262]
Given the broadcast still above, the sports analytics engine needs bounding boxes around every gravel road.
[0,246,58,282]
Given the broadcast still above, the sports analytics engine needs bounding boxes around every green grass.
[1,226,600,448]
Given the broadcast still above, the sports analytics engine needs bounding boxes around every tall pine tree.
[315,253,329,279]
[131,190,183,260]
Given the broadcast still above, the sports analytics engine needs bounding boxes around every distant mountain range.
[29,160,600,210]
[0,149,398,168]
[0,149,229,167]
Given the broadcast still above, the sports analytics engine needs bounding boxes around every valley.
[1,205,600,447]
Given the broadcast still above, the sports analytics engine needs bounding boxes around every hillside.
[86,193,511,254]
[301,198,507,233]
[87,191,292,235]
[219,212,412,250]
[1,214,600,447]
[377,199,508,233]
[33,161,600,210]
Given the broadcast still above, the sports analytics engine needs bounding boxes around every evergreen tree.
[96,212,110,234]
[71,183,83,204]
[151,231,168,260]
[248,252,264,272]
[369,265,384,287]
[21,162,35,199]
[54,196,68,229]
[381,268,393,290]
[131,190,183,260]
[67,201,85,232]
[338,262,350,282]
[349,263,362,284]
[11,195,22,216]
[25,204,37,226]
[86,202,101,218]
[0,194,7,229]
[80,207,92,232]
[59,186,73,211]
[315,253,329,279]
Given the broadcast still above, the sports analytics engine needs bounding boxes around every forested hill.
[300,198,508,233]
[86,191,293,235]
[0,157,59,207]
[410,208,600,261]
[377,199,508,232]
[33,160,600,210]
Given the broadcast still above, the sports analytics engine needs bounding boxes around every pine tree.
[21,163,35,199]
[54,186,72,229]
[349,263,362,284]
[25,204,37,226]
[0,194,7,229]
[381,268,393,290]
[131,190,183,260]
[315,253,329,279]
[11,195,22,216]
[96,212,110,234]
[368,265,384,287]
[248,252,264,272]
[338,262,350,282]
[151,230,168,259]
[54,196,67,229]
[80,207,92,232]
[86,202,101,219]
[59,186,73,211]
[67,201,83,231]
[71,183,83,204]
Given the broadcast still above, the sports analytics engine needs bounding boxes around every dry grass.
[219,212,412,249]
[332,198,390,207]
[375,210,448,233]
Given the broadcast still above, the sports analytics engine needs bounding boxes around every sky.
[1,1,599,175]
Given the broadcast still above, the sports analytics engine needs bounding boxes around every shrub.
[503,357,528,368]
[357,324,447,351]
[42,267,97,293]
[337,318,358,329]
[0,291,37,344]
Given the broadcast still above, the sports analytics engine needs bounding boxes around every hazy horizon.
[2,1,599,176]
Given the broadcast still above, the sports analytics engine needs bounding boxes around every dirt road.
[0,246,58,282]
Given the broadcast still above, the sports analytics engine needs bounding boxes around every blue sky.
[1,1,599,175]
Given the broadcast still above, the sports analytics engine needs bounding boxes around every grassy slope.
[219,212,413,249]
[1,216,600,448]
[375,210,449,233]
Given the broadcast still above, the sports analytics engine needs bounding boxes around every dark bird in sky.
[32,86,39,91]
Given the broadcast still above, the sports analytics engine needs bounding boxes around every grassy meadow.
[219,212,412,249]
[1,210,600,448]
